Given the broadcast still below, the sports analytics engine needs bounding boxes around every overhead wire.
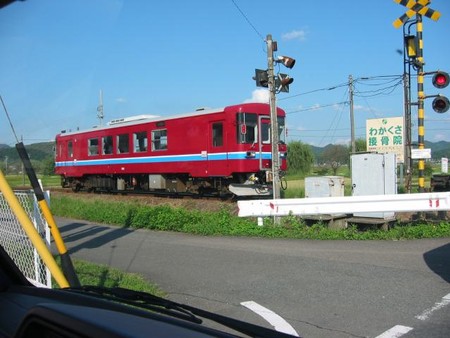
[230,0,265,41]
[317,86,350,146]
[283,74,407,144]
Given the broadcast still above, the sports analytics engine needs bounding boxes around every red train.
[54,103,287,197]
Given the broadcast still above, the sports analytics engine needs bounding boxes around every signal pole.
[416,15,426,192]
[266,34,281,200]
[253,35,295,202]
[393,0,444,193]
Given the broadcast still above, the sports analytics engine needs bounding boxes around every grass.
[54,257,165,297]
[6,174,61,188]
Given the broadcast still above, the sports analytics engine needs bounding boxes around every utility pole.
[266,34,281,200]
[403,71,412,193]
[349,75,355,153]
[97,89,104,126]
[253,34,295,202]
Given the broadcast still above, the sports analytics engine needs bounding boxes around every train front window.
[236,112,257,144]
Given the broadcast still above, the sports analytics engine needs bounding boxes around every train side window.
[68,141,73,157]
[117,134,129,154]
[152,129,167,151]
[133,131,147,152]
[88,138,99,156]
[212,123,223,147]
[102,136,113,155]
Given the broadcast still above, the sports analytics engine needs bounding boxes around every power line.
[230,0,265,41]
[278,82,349,101]
[353,78,403,98]
[280,74,404,103]
[286,101,349,114]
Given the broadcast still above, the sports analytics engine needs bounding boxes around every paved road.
[55,217,450,338]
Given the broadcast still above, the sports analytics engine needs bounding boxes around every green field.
[4,174,61,189]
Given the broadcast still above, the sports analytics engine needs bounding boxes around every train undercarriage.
[61,172,273,198]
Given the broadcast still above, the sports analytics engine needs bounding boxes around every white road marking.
[375,325,413,338]
[415,293,450,321]
[241,300,299,336]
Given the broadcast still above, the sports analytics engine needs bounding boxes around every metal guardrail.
[238,192,450,217]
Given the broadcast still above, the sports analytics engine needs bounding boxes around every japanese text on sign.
[366,117,404,163]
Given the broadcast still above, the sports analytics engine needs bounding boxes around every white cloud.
[115,97,127,103]
[282,29,307,42]
[244,89,269,103]
[433,133,448,141]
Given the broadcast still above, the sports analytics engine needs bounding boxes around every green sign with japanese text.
[366,117,404,163]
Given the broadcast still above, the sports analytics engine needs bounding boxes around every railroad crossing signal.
[393,0,441,28]
[253,69,269,88]
[431,71,450,113]
[275,73,293,93]
[392,0,444,192]
[432,71,449,89]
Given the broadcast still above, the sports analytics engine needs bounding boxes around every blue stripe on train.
[55,152,272,167]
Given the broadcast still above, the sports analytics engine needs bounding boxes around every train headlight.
[246,151,256,158]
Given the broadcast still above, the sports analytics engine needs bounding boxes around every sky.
[0,0,449,147]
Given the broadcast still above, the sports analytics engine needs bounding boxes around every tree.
[42,157,55,176]
[349,138,367,153]
[287,141,314,176]
[320,144,349,175]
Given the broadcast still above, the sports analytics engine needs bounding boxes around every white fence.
[0,190,51,288]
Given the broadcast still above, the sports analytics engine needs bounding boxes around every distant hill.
[425,140,450,159]
[0,142,54,162]
[310,141,450,161]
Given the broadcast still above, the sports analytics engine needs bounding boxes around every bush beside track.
[49,192,450,240]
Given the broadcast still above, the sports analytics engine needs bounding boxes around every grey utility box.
[305,176,345,198]
[351,153,397,219]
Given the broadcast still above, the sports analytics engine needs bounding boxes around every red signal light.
[432,71,449,89]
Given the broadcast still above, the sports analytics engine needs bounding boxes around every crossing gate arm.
[237,192,450,217]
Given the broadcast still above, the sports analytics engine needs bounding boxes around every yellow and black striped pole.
[416,15,426,192]
[15,142,80,287]
[0,169,69,288]
[393,0,442,193]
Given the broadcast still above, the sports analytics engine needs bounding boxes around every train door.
[208,120,227,176]
[57,139,73,165]
[258,116,271,170]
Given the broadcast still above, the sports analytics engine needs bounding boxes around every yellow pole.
[0,170,69,288]
[416,15,426,192]
[15,142,80,287]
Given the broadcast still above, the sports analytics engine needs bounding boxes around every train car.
[54,102,287,197]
